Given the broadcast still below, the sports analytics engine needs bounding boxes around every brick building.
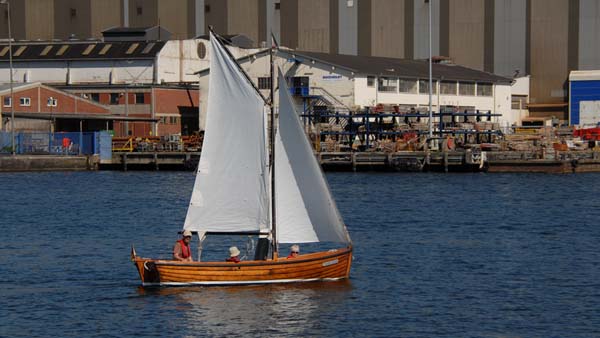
[0,82,124,132]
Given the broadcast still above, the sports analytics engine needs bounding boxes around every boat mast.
[269,35,278,259]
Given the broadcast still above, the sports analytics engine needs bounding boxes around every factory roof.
[195,48,512,84]
[569,70,600,81]
[288,50,512,84]
[0,40,166,62]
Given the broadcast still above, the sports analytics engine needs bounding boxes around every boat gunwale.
[139,246,352,268]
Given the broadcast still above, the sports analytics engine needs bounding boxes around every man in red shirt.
[226,246,241,263]
[173,230,193,262]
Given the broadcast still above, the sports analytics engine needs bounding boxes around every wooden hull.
[132,246,353,286]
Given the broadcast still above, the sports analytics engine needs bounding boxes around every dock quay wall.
[100,152,201,171]
[0,155,98,172]
[2,150,600,173]
[319,150,600,173]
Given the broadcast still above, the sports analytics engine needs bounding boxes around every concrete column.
[338,0,357,55]
[493,0,527,77]
[578,0,599,70]
[414,0,440,59]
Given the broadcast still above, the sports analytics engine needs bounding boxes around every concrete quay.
[319,150,600,173]
[99,152,201,171]
[0,155,99,172]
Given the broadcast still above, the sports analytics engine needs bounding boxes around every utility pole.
[1,0,15,154]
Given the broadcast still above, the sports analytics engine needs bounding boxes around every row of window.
[3,97,57,107]
[368,76,493,97]
[2,93,148,107]
[85,93,146,105]
[159,117,179,124]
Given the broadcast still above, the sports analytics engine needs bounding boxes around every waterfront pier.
[100,151,200,171]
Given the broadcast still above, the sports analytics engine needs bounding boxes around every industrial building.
[196,46,519,131]
[0,27,247,136]
[0,82,116,132]
[1,0,598,124]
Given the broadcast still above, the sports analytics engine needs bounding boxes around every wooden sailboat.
[132,31,352,286]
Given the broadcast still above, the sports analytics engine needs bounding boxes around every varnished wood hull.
[133,246,352,286]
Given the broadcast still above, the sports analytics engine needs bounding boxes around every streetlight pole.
[1,0,14,155]
[428,0,433,140]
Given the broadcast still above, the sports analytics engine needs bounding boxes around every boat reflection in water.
[137,281,352,335]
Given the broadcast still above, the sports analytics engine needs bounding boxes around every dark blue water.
[1,171,599,337]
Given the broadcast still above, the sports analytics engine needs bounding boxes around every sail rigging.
[275,70,350,244]
[183,31,269,233]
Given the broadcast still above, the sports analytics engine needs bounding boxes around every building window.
[258,77,272,90]
[47,98,58,107]
[459,82,475,96]
[134,93,145,104]
[419,80,437,94]
[477,83,493,97]
[205,4,211,12]
[70,8,76,18]
[378,77,397,92]
[440,81,457,95]
[398,79,417,93]
[136,6,142,15]
[90,93,99,102]
[20,97,31,106]
[275,2,280,10]
[169,117,178,124]
[3,97,11,107]
[367,76,375,87]
[110,93,120,105]
[512,95,527,109]
[197,42,207,59]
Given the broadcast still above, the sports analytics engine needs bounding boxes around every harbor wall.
[0,155,98,172]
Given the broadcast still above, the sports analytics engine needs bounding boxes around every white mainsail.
[275,71,349,244]
[183,32,269,233]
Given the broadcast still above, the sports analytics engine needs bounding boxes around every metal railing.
[0,131,101,155]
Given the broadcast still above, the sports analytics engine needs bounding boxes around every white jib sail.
[275,70,349,243]
[183,32,269,233]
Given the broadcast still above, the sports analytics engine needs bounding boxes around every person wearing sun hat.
[173,230,193,262]
[226,246,241,263]
[287,244,300,259]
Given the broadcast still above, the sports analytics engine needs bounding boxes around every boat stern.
[131,249,161,285]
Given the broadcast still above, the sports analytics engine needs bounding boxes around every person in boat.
[287,244,300,259]
[226,246,241,263]
[173,230,193,262]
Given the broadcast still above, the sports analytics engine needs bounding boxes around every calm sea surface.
[1,171,599,337]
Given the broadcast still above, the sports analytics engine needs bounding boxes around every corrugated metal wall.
[570,80,600,125]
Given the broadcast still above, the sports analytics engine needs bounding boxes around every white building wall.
[0,62,68,84]
[353,75,512,123]
[281,60,355,109]
[354,77,377,108]
[0,60,155,85]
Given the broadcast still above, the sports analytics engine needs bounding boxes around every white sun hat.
[229,246,240,257]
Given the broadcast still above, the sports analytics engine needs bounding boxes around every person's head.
[229,246,240,258]
[290,244,300,257]
[182,230,193,244]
